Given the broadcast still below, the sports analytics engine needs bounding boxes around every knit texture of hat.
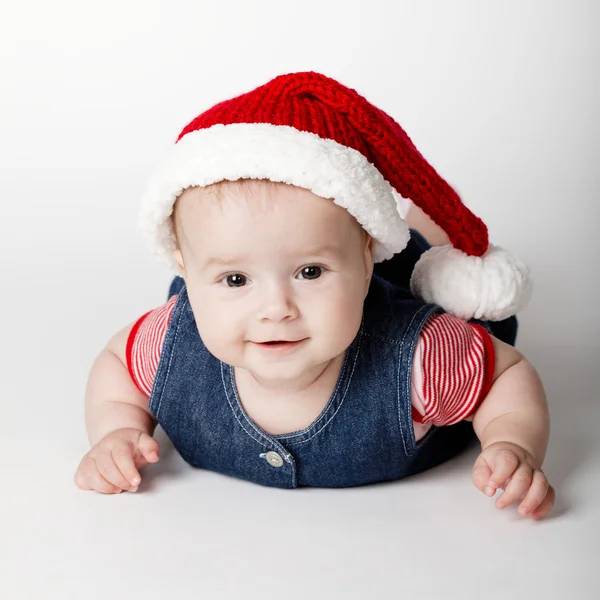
[140,71,531,321]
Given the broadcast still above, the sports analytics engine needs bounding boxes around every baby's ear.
[172,249,186,278]
[363,234,375,293]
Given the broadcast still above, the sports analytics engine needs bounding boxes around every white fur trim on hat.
[410,244,533,321]
[139,123,411,273]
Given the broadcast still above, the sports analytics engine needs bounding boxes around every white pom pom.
[410,244,533,321]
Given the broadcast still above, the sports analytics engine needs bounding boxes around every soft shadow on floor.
[519,343,600,520]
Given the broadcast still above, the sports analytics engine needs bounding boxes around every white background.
[1,0,598,598]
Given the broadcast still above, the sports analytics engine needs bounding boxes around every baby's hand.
[472,441,555,519]
[74,428,160,494]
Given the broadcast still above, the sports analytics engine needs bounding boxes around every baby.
[75,72,554,519]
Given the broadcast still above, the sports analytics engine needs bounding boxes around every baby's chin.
[237,357,320,380]
[205,338,345,380]
[236,353,340,386]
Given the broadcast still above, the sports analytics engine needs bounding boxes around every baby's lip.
[254,339,305,344]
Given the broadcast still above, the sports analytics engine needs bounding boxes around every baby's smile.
[250,338,308,354]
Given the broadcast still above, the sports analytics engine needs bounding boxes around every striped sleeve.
[125,295,178,397]
[411,313,496,427]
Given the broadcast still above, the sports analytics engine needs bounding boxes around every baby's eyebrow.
[199,245,344,271]
[305,245,345,261]
[199,254,249,270]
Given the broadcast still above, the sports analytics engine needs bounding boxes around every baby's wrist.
[87,406,155,447]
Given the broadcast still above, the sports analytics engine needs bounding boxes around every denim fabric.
[154,231,518,488]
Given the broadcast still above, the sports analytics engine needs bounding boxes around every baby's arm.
[74,322,159,494]
[470,337,554,518]
[86,322,155,445]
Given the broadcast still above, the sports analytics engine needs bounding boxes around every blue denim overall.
[148,231,517,488]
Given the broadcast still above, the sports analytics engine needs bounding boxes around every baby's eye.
[297,266,323,280]
[223,274,247,288]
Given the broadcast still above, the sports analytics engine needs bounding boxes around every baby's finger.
[75,477,92,490]
[531,484,555,520]
[112,444,142,490]
[89,471,126,494]
[496,465,533,509]
[517,470,549,516]
[138,433,160,464]
[486,449,520,496]
[472,457,492,493]
[74,458,93,490]
[94,454,133,491]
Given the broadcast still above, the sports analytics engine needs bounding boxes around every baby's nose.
[259,283,299,322]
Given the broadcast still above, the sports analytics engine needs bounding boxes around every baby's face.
[172,181,374,386]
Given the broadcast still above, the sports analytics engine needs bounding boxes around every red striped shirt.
[125,296,178,398]
[126,297,494,432]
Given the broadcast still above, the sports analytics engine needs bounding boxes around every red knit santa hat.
[140,71,531,321]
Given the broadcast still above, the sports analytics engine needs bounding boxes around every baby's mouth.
[252,339,307,351]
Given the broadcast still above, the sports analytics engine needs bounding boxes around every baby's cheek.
[202,320,249,366]
[199,331,239,367]
[318,293,362,348]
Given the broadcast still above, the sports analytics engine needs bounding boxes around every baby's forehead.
[173,179,368,259]
[178,179,319,208]
[175,179,361,228]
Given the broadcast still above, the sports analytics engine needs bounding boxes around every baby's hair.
[172,179,291,246]
[171,178,371,249]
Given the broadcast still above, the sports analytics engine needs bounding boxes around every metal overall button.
[262,451,284,468]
